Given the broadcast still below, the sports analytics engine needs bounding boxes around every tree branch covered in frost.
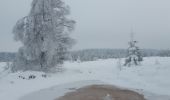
[12,0,75,72]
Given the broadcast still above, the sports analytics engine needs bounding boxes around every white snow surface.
[0,57,170,100]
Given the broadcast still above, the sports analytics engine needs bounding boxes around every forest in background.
[0,49,170,62]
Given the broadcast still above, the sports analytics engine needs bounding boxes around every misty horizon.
[0,0,170,52]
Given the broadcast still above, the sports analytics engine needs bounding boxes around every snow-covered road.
[19,80,170,100]
[19,80,105,100]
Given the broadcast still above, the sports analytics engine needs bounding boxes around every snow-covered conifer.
[124,31,143,66]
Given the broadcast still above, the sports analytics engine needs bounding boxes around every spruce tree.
[124,32,143,66]
[12,0,75,72]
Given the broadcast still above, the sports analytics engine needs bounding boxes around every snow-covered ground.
[0,57,170,100]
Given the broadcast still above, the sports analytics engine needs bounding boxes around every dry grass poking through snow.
[56,85,146,100]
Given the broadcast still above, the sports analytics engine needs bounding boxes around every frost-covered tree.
[124,32,143,66]
[12,0,75,72]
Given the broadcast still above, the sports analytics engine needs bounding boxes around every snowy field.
[0,57,170,100]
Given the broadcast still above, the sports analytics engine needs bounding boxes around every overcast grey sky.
[0,0,170,52]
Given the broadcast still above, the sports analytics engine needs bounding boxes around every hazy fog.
[0,0,170,52]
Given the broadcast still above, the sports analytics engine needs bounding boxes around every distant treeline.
[0,52,16,62]
[0,49,170,62]
[69,49,170,61]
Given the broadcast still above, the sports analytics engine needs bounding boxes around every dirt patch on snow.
[56,85,145,100]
